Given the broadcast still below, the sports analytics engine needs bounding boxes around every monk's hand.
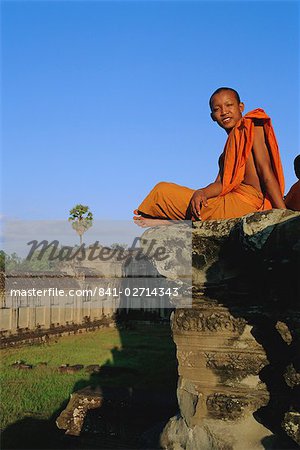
[190,189,208,220]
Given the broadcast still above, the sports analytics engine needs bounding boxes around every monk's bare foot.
[134,217,172,228]
[133,210,171,228]
[133,209,142,222]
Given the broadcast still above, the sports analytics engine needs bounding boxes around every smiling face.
[210,90,244,133]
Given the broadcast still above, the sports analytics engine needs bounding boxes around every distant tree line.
[0,249,61,272]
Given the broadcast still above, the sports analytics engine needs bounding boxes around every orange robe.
[138,109,285,221]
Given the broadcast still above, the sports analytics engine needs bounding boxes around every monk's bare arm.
[252,125,286,209]
[190,173,222,218]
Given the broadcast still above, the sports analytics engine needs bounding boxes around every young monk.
[285,155,300,211]
[134,87,286,227]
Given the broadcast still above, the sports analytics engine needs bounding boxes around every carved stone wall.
[144,210,300,449]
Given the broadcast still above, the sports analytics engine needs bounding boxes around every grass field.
[0,323,178,439]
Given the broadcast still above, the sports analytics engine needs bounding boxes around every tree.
[1,251,22,272]
[68,204,93,245]
[0,251,6,271]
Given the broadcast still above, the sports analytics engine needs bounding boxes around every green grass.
[0,324,177,431]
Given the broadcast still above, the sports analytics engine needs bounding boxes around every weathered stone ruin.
[143,209,300,449]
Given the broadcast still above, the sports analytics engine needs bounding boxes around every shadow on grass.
[1,320,178,450]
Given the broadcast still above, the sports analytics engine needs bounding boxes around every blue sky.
[2,0,299,220]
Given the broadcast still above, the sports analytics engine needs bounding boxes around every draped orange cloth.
[138,109,285,221]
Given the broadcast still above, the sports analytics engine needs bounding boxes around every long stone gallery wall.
[1,276,120,334]
[0,256,170,338]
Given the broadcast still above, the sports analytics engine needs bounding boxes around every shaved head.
[209,87,241,110]
[294,155,300,179]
